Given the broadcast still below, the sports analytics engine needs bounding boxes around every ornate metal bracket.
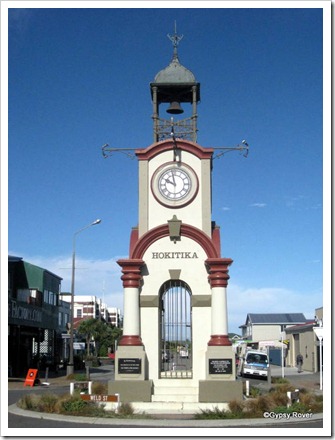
[211,140,249,159]
[101,144,136,159]
[101,140,249,160]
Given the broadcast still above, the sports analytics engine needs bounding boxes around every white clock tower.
[108,29,242,411]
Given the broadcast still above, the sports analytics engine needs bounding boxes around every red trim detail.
[205,258,233,288]
[208,335,232,346]
[129,227,139,257]
[136,139,214,161]
[212,226,221,256]
[117,259,145,288]
[130,223,220,259]
[118,335,143,346]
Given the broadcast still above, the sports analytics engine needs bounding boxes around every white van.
[241,350,269,378]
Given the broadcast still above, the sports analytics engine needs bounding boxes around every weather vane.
[167,21,183,49]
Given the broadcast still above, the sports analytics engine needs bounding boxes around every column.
[205,258,233,346]
[192,85,198,142]
[117,259,145,346]
[152,86,158,142]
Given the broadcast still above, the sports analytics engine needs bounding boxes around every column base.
[208,334,231,346]
[108,380,153,403]
[118,335,143,346]
[199,380,243,402]
[205,345,237,380]
[114,345,148,381]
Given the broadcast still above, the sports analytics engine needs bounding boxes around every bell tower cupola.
[150,24,200,143]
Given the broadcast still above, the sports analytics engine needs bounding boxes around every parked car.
[241,350,269,379]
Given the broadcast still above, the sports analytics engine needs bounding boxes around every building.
[107,307,121,327]
[59,294,122,329]
[239,313,307,343]
[8,256,63,376]
[285,307,323,372]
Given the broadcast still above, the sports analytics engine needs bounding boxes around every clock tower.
[108,28,242,411]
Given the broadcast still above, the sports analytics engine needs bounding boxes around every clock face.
[151,162,198,207]
[158,168,191,201]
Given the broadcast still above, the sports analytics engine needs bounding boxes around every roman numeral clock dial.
[151,162,199,207]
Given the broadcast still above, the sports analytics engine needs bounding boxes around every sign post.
[313,326,323,391]
[281,331,286,378]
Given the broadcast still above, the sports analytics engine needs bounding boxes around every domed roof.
[153,56,196,84]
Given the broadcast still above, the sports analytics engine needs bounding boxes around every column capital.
[205,258,233,288]
[117,259,145,288]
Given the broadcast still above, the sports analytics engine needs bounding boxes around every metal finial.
[167,21,183,60]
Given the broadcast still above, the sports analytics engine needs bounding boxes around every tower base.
[199,380,243,403]
[108,380,153,403]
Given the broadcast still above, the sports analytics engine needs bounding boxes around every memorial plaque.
[118,358,142,374]
[209,358,233,374]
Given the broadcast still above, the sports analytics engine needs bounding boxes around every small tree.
[77,318,99,357]
[77,319,123,357]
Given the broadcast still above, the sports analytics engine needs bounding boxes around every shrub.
[91,381,108,395]
[60,395,88,413]
[271,377,290,384]
[228,400,244,417]
[117,402,135,417]
[249,386,261,398]
[74,373,87,381]
[245,395,275,418]
[18,394,39,411]
[195,407,230,419]
[37,394,58,413]
[269,389,290,407]
[299,393,323,413]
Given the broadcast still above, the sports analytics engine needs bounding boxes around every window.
[17,289,29,302]
[77,309,82,318]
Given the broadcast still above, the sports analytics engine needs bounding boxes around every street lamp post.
[66,219,101,376]
[313,325,323,391]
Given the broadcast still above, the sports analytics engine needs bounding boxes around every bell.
[167,101,184,114]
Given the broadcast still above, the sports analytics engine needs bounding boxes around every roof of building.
[8,255,62,282]
[8,255,23,262]
[153,55,196,84]
[284,320,317,333]
[245,313,307,325]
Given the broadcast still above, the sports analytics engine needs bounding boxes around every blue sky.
[4,2,330,334]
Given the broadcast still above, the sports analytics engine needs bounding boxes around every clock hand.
[171,170,176,186]
[166,177,176,186]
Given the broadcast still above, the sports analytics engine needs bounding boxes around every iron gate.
[159,280,192,378]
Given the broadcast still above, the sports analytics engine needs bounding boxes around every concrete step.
[154,378,198,387]
[154,386,198,396]
[152,393,198,403]
[130,401,229,415]
[152,379,198,403]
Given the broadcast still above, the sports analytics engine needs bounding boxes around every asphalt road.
[7,411,323,429]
